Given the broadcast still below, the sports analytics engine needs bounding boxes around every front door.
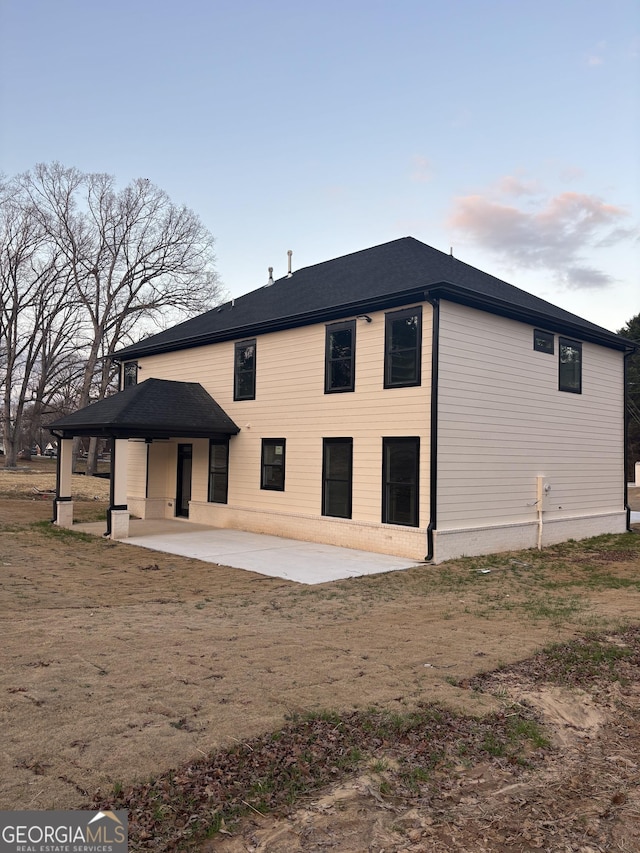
[176,444,192,517]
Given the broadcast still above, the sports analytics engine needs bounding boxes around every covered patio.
[48,379,239,539]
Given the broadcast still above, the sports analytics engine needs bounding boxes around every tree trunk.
[86,436,99,477]
[3,436,18,468]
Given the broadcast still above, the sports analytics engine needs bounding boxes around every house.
[49,237,636,563]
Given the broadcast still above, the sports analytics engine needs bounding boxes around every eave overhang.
[426,282,636,353]
[113,287,431,361]
[114,281,635,361]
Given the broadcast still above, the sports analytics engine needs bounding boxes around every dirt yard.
[1,460,639,851]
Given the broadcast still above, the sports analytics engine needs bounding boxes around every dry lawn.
[1,460,639,851]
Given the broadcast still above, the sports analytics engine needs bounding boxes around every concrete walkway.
[74,519,426,585]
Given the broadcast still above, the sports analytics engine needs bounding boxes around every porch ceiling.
[48,378,240,440]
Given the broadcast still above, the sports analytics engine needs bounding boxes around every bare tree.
[0,181,75,467]
[19,164,224,473]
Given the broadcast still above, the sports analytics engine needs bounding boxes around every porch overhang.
[47,379,240,539]
[48,378,241,441]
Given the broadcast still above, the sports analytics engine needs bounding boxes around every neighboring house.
[49,237,636,563]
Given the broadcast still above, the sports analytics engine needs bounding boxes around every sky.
[1,0,638,333]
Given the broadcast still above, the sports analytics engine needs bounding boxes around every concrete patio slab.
[74,519,426,584]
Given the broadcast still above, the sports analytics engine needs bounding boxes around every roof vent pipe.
[287,250,293,277]
[267,266,274,286]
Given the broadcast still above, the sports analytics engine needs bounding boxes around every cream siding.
[126,304,433,557]
[123,297,625,563]
[434,302,625,559]
[126,440,147,499]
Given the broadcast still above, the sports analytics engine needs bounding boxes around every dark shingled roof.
[115,237,633,360]
[49,379,240,439]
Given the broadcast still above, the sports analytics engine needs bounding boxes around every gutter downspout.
[425,296,440,561]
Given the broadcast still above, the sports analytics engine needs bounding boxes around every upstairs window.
[559,338,582,393]
[534,329,554,354]
[384,307,422,388]
[122,361,138,389]
[208,439,229,503]
[261,438,286,491]
[234,339,256,400]
[325,320,356,393]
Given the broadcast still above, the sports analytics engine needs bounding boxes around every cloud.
[449,186,636,290]
[496,175,539,197]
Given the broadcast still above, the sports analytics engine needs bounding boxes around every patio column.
[54,437,74,528]
[106,437,130,539]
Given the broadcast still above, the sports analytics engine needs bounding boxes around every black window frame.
[559,337,582,394]
[122,361,138,389]
[382,437,419,527]
[234,339,256,401]
[533,329,554,354]
[208,438,229,504]
[384,306,422,388]
[325,320,356,393]
[322,438,353,518]
[261,438,286,491]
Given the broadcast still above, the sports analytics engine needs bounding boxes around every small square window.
[559,338,582,393]
[534,330,554,354]
[261,438,286,491]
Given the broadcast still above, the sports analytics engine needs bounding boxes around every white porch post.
[54,437,74,528]
[107,438,130,539]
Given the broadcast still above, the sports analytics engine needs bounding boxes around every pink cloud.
[449,188,636,289]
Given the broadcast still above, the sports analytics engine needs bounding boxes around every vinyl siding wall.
[126,304,433,558]
[433,302,626,561]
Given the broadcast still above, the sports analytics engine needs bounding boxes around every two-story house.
[50,237,635,563]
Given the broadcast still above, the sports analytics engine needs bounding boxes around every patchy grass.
[92,703,551,850]
[30,519,96,543]
[89,627,640,851]
[466,625,640,692]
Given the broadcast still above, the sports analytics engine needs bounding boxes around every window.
[261,438,286,490]
[325,321,355,393]
[384,307,422,388]
[382,438,419,526]
[123,361,138,389]
[208,439,229,503]
[322,438,353,518]
[534,329,554,354]
[234,339,256,400]
[559,338,582,393]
